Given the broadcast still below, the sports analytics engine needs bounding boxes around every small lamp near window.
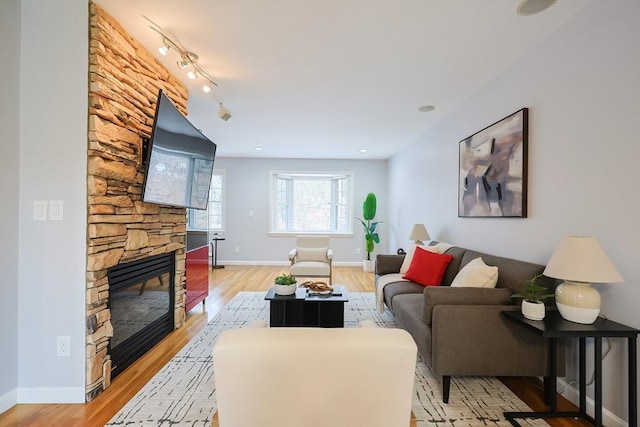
[543,236,623,324]
[409,223,430,246]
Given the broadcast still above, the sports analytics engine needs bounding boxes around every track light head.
[158,38,170,56]
[177,52,199,69]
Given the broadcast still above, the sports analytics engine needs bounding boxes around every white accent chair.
[288,235,333,285]
[212,327,418,427]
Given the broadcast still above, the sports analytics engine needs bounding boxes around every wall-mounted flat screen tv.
[141,90,216,210]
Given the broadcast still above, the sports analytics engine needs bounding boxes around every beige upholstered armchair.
[212,326,418,427]
[288,235,333,284]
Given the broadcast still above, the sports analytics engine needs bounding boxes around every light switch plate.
[50,200,64,221]
[34,201,48,221]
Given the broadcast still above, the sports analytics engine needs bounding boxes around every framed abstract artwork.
[458,108,528,218]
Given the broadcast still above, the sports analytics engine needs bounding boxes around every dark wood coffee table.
[265,285,348,328]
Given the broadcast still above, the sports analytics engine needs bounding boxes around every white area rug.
[106,292,547,426]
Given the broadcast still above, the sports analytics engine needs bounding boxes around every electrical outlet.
[57,336,70,357]
[234,247,240,254]
[356,248,361,255]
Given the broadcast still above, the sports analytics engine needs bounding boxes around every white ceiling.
[94,0,588,160]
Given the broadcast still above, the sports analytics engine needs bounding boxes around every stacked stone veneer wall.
[86,3,189,401]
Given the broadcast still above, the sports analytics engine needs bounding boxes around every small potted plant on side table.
[512,274,555,321]
[274,274,297,296]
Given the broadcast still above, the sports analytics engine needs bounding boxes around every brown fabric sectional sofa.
[376,243,563,403]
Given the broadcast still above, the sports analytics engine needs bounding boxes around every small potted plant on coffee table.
[512,274,555,321]
[274,274,297,296]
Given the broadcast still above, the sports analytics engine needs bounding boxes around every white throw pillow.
[297,247,328,262]
[450,257,499,288]
[399,245,439,275]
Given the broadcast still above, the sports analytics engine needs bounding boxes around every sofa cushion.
[375,254,405,276]
[451,257,499,288]
[422,287,513,325]
[402,247,453,287]
[399,245,439,275]
[460,250,554,295]
[440,246,468,286]
[382,280,425,310]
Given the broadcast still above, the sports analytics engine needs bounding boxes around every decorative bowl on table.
[274,274,297,295]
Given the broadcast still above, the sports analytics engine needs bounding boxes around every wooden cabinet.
[186,245,209,311]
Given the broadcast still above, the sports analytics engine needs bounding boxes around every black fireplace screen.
[108,252,175,378]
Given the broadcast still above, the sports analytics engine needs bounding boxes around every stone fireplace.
[85,3,190,401]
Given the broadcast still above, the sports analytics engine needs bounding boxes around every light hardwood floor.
[0,265,589,427]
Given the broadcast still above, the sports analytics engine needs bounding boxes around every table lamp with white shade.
[409,224,430,245]
[543,236,623,324]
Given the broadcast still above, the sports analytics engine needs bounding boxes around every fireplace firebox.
[107,252,175,378]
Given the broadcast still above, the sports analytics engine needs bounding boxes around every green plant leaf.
[274,273,297,285]
[511,274,555,302]
[365,239,374,254]
[362,193,377,221]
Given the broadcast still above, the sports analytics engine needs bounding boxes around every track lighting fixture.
[145,16,218,94]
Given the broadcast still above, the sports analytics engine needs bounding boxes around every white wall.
[0,0,21,413]
[388,1,639,424]
[212,157,388,264]
[15,0,87,403]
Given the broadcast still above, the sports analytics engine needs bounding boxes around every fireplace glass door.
[108,252,175,378]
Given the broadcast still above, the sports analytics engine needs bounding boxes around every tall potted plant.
[358,192,381,272]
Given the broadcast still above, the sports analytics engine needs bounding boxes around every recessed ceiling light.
[516,0,557,16]
[418,105,435,112]
[359,149,368,153]
[254,147,263,151]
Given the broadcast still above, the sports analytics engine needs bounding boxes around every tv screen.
[142,90,216,210]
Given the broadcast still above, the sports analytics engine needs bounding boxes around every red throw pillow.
[402,246,453,287]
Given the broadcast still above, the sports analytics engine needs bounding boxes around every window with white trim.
[270,171,353,235]
[187,170,225,232]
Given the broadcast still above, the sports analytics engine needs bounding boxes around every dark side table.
[502,310,638,427]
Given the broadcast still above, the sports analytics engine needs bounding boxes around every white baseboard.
[16,387,84,404]
[557,378,628,427]
[220,260,288,266]
[219,260,364,267]
[0,388,17,414]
